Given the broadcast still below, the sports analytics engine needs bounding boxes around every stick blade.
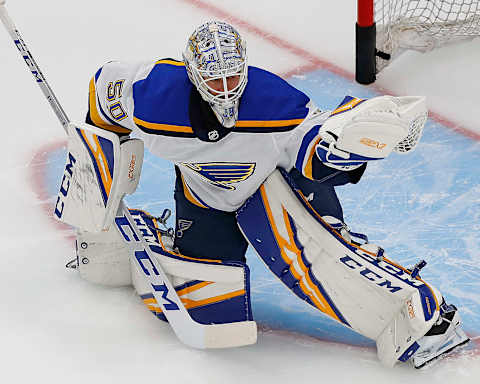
[203,321,257,348]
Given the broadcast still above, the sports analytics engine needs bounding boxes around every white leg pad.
[128,210,254,326]
[237,169,441,366]
[73,207,255,331]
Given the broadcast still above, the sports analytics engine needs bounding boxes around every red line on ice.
[178,0,353,80]
[29,139,74,240]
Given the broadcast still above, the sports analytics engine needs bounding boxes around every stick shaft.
[0,4,70,131]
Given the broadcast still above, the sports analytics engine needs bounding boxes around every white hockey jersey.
[88,59,329,212]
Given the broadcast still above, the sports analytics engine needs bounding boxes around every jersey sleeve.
[275,102,329,179]
[281,103,367,183]
[87,60,155,135]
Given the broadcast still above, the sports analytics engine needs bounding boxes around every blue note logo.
[176,219,193,238]
[181,162,256,190]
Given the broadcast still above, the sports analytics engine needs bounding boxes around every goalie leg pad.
[129,210,254,326]
[237,168,441,366]
[72,207,254,327]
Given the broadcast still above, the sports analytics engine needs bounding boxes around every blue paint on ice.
[45,68,480,346]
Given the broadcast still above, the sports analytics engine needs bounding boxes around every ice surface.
[1,0,479,382]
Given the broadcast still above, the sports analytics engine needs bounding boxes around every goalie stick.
[0,1,257,349]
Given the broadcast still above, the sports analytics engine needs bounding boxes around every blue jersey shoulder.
[236,67,310,132]
[132,60,195,136]
[131,62,310,136]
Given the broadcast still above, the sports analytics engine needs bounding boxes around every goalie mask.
[183,21,248,128]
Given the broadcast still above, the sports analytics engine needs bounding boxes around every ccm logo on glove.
[360,138,387,150]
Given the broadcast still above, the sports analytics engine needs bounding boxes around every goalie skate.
[411,302,470,369]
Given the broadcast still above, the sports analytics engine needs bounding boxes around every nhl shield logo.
[208,130,219,141]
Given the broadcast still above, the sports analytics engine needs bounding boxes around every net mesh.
[394,112,427,153]
[375,1,480,71]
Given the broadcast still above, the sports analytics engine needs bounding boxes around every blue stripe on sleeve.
[295,124,321,171]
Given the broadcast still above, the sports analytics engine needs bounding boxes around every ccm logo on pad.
[360,138,387,150]
[406,299,416,319]
[54,152,76,219]
[128,154,136,180]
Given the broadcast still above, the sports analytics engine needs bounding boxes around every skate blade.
[414,337,470,369]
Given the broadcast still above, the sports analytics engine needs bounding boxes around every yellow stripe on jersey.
[303,136,323,179]
[133,116,194,134]
[235,118,305,128]
[155,59,186,67]
[181,175,209,209]
[88,77,132,134]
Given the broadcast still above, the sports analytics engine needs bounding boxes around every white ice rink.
[1,0,479,383]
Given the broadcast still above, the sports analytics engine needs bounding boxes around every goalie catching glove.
[315,95,428,171]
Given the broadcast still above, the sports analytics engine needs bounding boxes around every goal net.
[356,0,480,83]
[376,0,480,70]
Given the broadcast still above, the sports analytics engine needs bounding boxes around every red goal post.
[356,0,378,84]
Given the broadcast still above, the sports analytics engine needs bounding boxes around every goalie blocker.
[54,121,143,232]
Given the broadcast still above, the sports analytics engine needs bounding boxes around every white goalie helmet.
[183,21,248,128]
